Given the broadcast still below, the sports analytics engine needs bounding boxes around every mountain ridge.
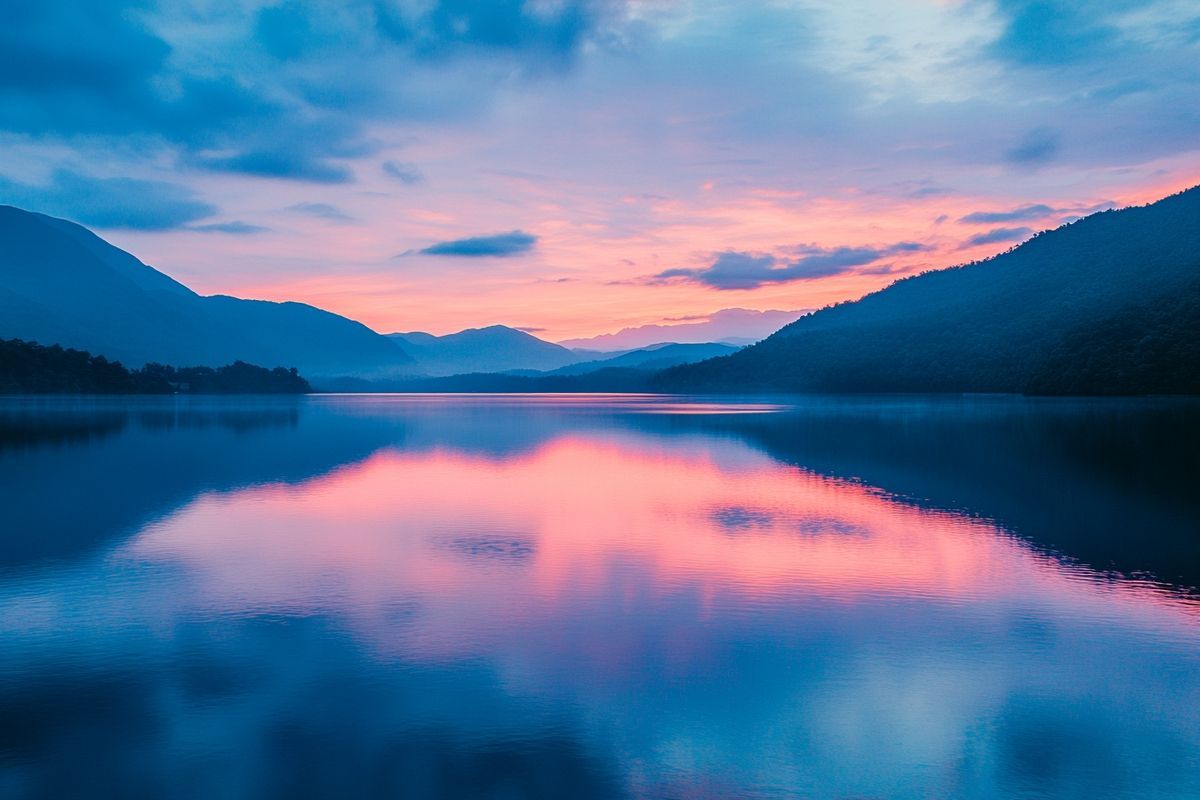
[558,308,805,351]
[0,205,415,379]
[387,324,582,375]
[541,342,740,376]
[657,185,1200,395]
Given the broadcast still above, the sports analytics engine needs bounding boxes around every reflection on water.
[0,394,1197,799]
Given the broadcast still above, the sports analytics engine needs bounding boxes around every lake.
[0,394,1197,799]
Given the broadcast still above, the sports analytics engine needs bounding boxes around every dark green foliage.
[657,186,1200,395]
[1026,279,1200,394]
[0,339,144,394]
[138,360,312,394]
[0,338,311,394]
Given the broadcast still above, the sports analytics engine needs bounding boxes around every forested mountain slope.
[658,186,1200,395]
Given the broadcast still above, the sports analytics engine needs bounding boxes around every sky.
[1,0,1198,341]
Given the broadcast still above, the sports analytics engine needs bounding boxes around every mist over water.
[1,395,1197,799]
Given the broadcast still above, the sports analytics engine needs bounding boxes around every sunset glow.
[123,433,1200,649]
[3,1,1199,793]
[3,1,1198,340]
[4,395,1198,798]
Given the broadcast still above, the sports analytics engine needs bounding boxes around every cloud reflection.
[1,396,1198,798]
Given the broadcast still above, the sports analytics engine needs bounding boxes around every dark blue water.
[1,394,1197,799]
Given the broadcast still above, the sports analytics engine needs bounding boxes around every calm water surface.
[1,394,1198,799]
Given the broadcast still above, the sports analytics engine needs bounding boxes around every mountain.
[558,308,807,351]
[329,341,743,390]
[658,186,1200,395]
[546,342,740,376]
[387,325,583,375]
[0,206,415,379]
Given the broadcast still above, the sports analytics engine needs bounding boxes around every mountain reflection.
[2,394,1196,589]
[116,435,1199,620]
[1,395,1197,799]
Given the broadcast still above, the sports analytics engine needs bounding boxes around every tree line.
[0,338,311,394]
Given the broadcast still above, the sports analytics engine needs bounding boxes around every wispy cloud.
[963,227,1034,247]
[420,231,537,258]
[959,204,1056,224]
[198,149,355,184]
[1004,127,1061,167]
[652,243,930,290]
[382,161,424,185]
[190,220,269,234]
[286,202,353,221]
[0,169,215,230]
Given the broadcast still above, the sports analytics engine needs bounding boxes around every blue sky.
[1,0,1197,338]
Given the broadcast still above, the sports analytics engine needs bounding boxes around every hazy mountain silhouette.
[388,325,584,375]
[543,342,740,376]
[318,343,738,390]
[559,308,806,351]
[0,206,415,379]
[658,186,1200,395]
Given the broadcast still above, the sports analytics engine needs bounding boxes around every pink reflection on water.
[122,432,1199,656]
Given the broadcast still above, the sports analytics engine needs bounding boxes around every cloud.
[0,168,215,230]
[1,0,1198,337]
[198,149,355,184]
[1005,127,1061,166]
[0,1,628,184]
[988,1,1118,66]
[387,0,612,66]
[654,253,778,291]
[0,2,169,128]
[515,326,546,333]
[190,221,269,234]
[959,204,1056,224]
[420,230,537,257]
[856,264,906,276]
[253,0,613,66]
[286,202,353,221]
[963,226,1033,247]
[907,185,953,199]
[654,243,930,290]
[0,5,333,173]
[382,161,425,184]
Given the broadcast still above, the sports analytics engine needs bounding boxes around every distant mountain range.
[540,342,740,376]
[0,206,414,380]
[5,184,1196,396]
[388,325,582,375]
[558,308,805,351]
[322,341,743,392]
[658,186,1200,395]
[385,328,739,379]
[0,206,742,383]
